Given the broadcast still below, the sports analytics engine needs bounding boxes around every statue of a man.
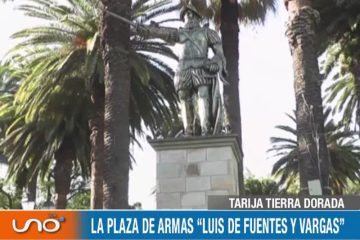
[139,3,227,136]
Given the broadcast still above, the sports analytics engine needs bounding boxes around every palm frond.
[239,0,277,25]
[269,111,360,193]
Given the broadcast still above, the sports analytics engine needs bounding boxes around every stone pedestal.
[149,135,241,209]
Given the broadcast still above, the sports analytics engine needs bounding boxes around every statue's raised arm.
[137,22,179,45]
[105,9,179,44]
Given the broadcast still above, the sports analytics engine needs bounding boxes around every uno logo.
[12,216,65,233]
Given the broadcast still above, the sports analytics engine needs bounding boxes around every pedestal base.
[149,135,241,209]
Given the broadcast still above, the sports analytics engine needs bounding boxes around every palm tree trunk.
[26,171,38,204]
[89,80,105,209]
[220,0,244,195]
[54,138,75,209]
[100,0,131,209]
[285,0,330,195]
[14,169,27,209]
[0,186,13,209]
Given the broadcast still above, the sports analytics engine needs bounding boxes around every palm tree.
[98,0,180,209]
[0,63,44,207]
[296,0,360,194]
[0,63,19,140]
[281,0,360,195]
[100,0,132,209]
[1,68,91,208]
[324,44,360,128]
[220,0,276,195]
[283,0,330,195]
[4,0,178,209]
[99,0,180,209]
[219,0,244,194]
[0,64,24,209]
[321,20,360,131]
[286,0,360,196]
[89,79,104,209]
[269,112,360,195]
[315,0,360,55]
[5,0,101,206]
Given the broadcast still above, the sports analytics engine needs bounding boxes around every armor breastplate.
[178,27,208,69]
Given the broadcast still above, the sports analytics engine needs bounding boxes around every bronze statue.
[108,3,228,136]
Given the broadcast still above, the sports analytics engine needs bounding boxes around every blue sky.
[0,1,295,209]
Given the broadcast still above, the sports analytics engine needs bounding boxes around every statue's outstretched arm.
[104,10,179,45]
[137,23,179,45]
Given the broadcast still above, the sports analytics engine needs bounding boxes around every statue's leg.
[197,85,211,136]
[178,89,194,136]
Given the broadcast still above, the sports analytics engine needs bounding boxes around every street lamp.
[0,154,8,180]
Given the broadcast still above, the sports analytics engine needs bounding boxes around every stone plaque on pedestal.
[149,135,241,209]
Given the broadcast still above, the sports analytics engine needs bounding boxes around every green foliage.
[10,0,179,137]
[319,6,360,199]
[239,0,277,25]
[269,111,360,195]
[36,174,91,209]
[181,0,276,28]
[1,71,90,183]
[344,180,360,195]
[0,0,180,187]
[315,0,360,55]
[322,31,360,127]
[245,177,281,195]
[0,63,21,139]
[0,181,12,209]
[0,63,20,95]
[67,190,90,209]
[0,180,22,209]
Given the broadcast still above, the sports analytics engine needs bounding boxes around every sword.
[105,9,160,33]
[104,9,137,27]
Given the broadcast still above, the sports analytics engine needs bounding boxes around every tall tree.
[315,0,360,55]
[321,17,360,132]
[284,0,330,195]
[100,0,132,209]
[220,0,276,194]
[3,0,178,209]
[54,137,76,209]
[269,112,360,195]
[323,41,360,129]
[89,79,104,209]
[1,72,90,209]
[220,0,244,194]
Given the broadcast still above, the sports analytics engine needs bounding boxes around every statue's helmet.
[180,2,202,21]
